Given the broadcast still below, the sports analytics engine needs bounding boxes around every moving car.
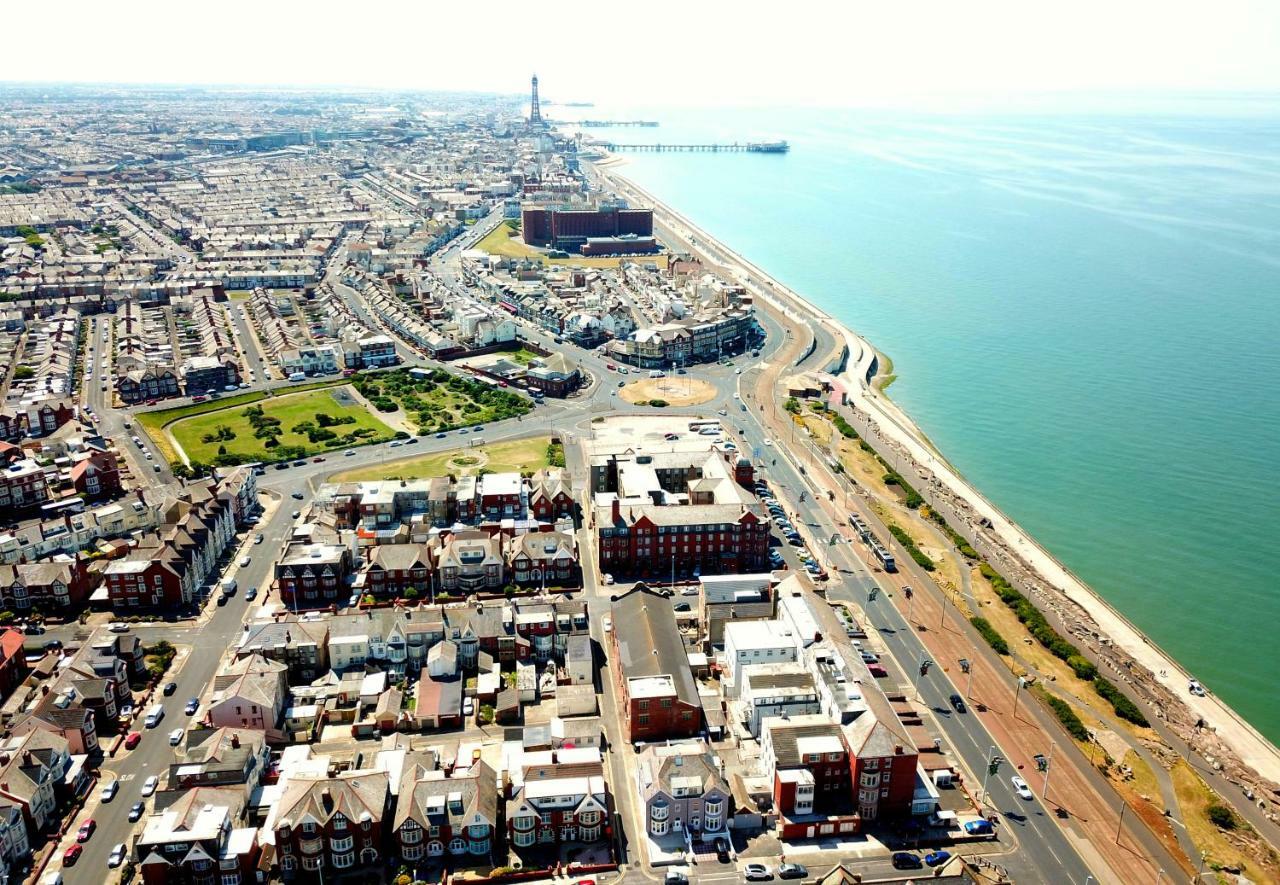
[169,729,184,746]
[291,491,304,499]
[185,698,200,715]
[744,864,773,881]
[76,819,95,842]
[63,845,83,866]
[163,681,177,695]
[142,775,160,795]
[891,852,923,870]
[245,587,257,601]
[1011,776,1034,800]
[345,449,356,456]
[949,693,966,713]
[254,533,264,544]
[924,850,952,867]
[100,780,119,802]
[240,556,251,566]
[128,802,145,822]
[124,732,141,750]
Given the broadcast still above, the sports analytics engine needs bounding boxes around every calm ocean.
[570,100,1280,744]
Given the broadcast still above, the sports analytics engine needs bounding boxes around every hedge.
[888,524,935,571]
[1046,694,1091,741]
[925,507,980,559]
[1094,677,1150,727]
[832,413,859,440]
[970,617,1009,655]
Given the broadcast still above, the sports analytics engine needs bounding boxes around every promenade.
[594,161,1280,879]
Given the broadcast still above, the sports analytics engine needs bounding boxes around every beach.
[593,159,1280,822]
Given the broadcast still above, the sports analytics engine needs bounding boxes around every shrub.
[1046,694,1090,741]
[1067,655,1098,681]
[547,441,566,467]
[1094,677,1150,727]
[888,524,935,571]
[403,588,419,599]
[970,617,1009,655]
[1207,804,1238,830]
[648,399,669,408]
[832,413,859,440]
[784,397,801,414]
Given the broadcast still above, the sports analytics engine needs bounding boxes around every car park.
[924,850,951,867]
[1012,776,1034,800]
[892,852,923,870]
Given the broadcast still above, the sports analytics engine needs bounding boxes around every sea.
[559,98,1280,745]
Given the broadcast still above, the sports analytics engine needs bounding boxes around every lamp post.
[1041,743,1056,803]
[1012,676,1026,719]
[977,746,1001,807]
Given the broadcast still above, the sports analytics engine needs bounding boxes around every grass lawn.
[1170,758,1280,881]
[506,346,544,366]
[171,387,394,464]
[137,392,269,462]
[332,435,552,483]
[476,221,661,269]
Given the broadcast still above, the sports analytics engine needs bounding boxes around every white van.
[144,704,164,728]
[220,577,237,594]
[649,370,666,378]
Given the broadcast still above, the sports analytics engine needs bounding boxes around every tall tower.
[529,74,543,126]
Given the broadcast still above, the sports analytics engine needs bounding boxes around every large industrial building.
[521,205,654,253]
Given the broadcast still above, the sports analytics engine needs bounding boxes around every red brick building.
[103,557,184,610]
[0,559,92,611]
[521,206,653,252]
[70,449,121,500]
[595,499,770,577]
[394,758,497,867]
[275,543,353,610]
[609,585,703,742]
[0,628,28,697]
[273,772,389,878]
[358,544,431,598]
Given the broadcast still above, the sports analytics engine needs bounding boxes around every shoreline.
[593,161,1280,810]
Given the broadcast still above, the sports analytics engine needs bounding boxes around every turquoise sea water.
[578,101,1280,744]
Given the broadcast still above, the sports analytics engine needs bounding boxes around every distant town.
[0,77,1272,885]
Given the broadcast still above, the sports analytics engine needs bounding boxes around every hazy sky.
[4,0,1279,107]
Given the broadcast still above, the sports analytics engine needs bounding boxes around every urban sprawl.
[0,80,1263,885]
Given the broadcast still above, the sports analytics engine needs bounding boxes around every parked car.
[254,533,264,544]
[891,852,923,870]
[100,780,118,802]
[142,775,160,796]
[778,864,807,879]
[108,843,127,868]
[76,819,95,842]
[924,850,952,867]
[664,871,689,885]
[240,556,251,567]
[168,729,184,747]
[245,587,257,601]
[744,864,773,881]
[163,681,177,695]
[128,802,145,822]
[463,697,474,716]
[963,819,994,836]
[63,845,83,866]
[714,838,731,864]
[291,491,304,500]
[185,698,199,715]
[1012,775,1034,800]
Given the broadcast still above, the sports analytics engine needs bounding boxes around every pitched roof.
[611,585,699,708]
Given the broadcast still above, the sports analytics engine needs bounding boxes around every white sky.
[3,0,1279,107]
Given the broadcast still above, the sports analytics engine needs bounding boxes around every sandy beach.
[594,160,1280,822]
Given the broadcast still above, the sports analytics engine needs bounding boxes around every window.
[449,838,466,853]
[332,814,347,831]
[651,819,668,836]
[301,822,317,835]
[330,836,353,852]
[221,875,240,885]
[579,811,600,826]
[331,851,354,869]
[281,857,296,873]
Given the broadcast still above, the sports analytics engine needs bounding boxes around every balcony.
[300,837,323,855]
[651,803,669,822]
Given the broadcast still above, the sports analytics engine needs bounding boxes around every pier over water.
[600,140,789,153]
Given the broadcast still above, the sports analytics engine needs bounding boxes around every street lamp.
[1012,676,1026,719]
[977,746,1002,807]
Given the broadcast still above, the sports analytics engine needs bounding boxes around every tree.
[12,365,33,380]
[1207,804,1237,830]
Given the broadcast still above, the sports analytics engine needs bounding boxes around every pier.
[601,140,789,153]
[578,120,659,127]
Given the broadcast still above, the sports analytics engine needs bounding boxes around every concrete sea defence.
[597,164,1280,823]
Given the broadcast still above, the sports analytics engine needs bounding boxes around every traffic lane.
[736,403,1092,878]
[850,590,1089,881]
